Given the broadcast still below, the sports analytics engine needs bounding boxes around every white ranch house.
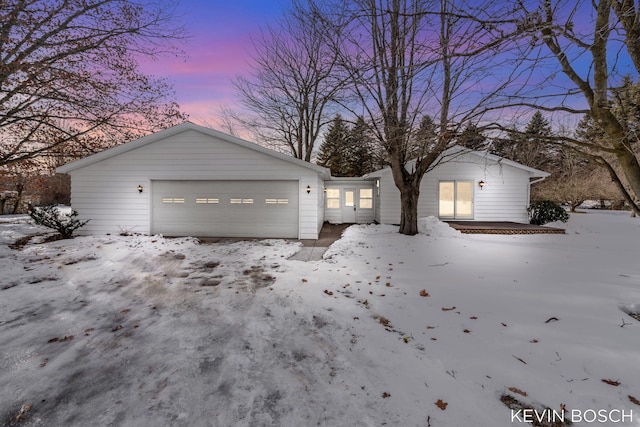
[56,122,548,239]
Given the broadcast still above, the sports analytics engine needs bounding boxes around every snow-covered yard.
[1,211,640,426]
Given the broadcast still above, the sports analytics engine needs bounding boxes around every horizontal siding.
[377,152,534,224]
[317,176,325,235]
[68,129,322,238]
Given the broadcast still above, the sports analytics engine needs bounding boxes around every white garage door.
[152,180,299,238]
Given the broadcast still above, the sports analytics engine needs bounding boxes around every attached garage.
[56,122,329,239]
[151,180,299,237]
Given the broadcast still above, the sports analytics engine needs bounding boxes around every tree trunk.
[398,186,420,235]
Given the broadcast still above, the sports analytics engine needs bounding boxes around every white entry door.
[342,188,357,223]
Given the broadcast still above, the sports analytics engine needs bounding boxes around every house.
[56,122,548,238]
[366,146,549,224]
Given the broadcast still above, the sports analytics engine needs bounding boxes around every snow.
[1,211,640,426]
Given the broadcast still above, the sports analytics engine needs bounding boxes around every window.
[326,188,340,209]
[231,198,254,204]
[196,198,219,204]
[359,188,373,209]
[161,197,184,204]
[266,198,289,204]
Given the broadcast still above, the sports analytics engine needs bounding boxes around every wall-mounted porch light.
[137,185,144,193]
[306,185,311,194]
[478,180,486,190]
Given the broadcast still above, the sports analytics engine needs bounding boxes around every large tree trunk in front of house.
[399,186,420,235]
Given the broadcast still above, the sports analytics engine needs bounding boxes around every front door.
[342,188,357,223]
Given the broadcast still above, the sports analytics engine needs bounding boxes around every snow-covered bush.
[527,200,569,225]
[29,205,89,238]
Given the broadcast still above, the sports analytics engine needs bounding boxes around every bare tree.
[0,0,186,168]
[508,0,640,214]
[233,0,345,162]
[534,149,619,211]
[324,0,524,234]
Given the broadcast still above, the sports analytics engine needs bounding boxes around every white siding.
[316,175,325,235]
[67,129,323,238]
[377,152,534,224]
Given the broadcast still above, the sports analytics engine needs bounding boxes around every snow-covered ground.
[1,211,640,426]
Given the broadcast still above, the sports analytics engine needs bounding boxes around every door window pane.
[439,182,455,217]
[345,190,355,207]
[456,182,473,218]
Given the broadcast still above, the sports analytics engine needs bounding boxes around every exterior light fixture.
[306,185,311,194]
[478,180,486,189]
[137,185,143,193]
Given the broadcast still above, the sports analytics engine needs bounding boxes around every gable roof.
[56,121,331,178]
[364,145,550,178]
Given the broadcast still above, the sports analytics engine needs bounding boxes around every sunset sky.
[144,1,632,130]
[143,0,284,125]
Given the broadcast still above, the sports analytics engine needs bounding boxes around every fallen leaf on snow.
[441,306,456,311]
[469,316,477,320]
[419,289,430,297]
[629,395,640,406]
[601,379,620,386]
[382,392,391,398]
[463,329,471,333]
[508,387,528,397]
[14,404,32,422]
[323,290,333,296]
[435,399,448,410]
[301,278,308,283]
[48,335,74,343]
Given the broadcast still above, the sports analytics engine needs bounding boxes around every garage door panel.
[152,180,299,238]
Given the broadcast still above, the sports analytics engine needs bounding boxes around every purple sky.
[142,1,632,130]
[141,0,284,125]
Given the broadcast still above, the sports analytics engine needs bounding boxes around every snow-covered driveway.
[1,211,640,426]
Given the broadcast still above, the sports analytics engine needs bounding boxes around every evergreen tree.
[317,115,351,176]
[458,123,487,151]
[409,116,438,160]
[317,115,383,177]
[493,111,557,171]
[346,116,383,176]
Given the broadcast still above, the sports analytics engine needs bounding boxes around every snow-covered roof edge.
[56,121,331,178]
[363,145,550,178]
